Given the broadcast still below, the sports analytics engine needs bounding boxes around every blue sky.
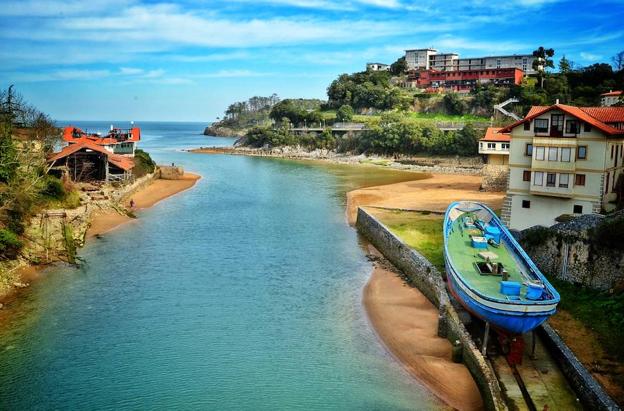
[1,0,623,122]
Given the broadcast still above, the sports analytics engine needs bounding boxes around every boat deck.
[447,212,532,302]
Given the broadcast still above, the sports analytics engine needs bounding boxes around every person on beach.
[130,199,135,209]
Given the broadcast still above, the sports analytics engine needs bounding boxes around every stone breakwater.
[191,146,484,175]
[355,207,506,411]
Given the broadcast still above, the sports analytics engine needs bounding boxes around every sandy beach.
[347,174,504,224]
[87,173,201,238]
[364,250,483,411]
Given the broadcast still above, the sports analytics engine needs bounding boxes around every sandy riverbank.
[347,174,505,224]
[363,250,483,411]
[87,173,201,238]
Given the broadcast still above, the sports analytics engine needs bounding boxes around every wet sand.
[363,255,483,411]
[347,174,504,224]
[87,173,200,238]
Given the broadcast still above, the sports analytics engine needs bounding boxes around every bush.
[443,93,467,115]
[0,228,22,258]
[40,175,66,199]
[336,105,354,122]
[592,214,624,250]
[133,149,156,178]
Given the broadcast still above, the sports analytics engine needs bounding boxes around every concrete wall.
[356,207,507,411]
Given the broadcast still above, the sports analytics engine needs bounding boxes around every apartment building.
[404,48,536,75]
[479,127,511,165]
[499,104,624,230]
[407,67,523,91]
[366,62,390,71]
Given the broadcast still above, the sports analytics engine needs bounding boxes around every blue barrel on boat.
[484,225,501,243]
[526,282,545,300]
[500,281,521,296]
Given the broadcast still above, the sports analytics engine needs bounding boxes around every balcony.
[529,184,574,198]
[531,159,576,172]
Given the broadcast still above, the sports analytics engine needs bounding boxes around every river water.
[0,122,440,410]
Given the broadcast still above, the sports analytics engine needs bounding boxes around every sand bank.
[87,173,200,238]
[363,251,483,411]
[347,174,504,224]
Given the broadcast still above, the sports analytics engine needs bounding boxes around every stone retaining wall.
[356,207,506,411]
[481,164,509,192]
[158,165,185,180]
[538,324,620,411]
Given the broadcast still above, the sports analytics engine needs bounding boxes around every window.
[577,146,587,160]
[606,172,610,194]
[546,173,556,187]
[524,121,530,131]
[523,170,531,181]
[534,118,549,133]
[561,147,571,162]
[611,145,615,159]
[487,142,496,149]
[565,120,579,134]
[575,174,586,186]
[522,200,531,209]
[548,147,558,161]
[534,171,544,186]
[559,173,570,188]
[583,123,592,132]
[573,205,583,214]
[525,143,533,156]
[551,114,564,134]
[502,143,510,150]
[535,146,545,160]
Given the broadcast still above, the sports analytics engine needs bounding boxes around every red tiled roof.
[48,141,134,171]
[580,107,624,123]
[63,126,140,144]
[499,104,624,136]
[601,90,623,97]
[481,127,510,142]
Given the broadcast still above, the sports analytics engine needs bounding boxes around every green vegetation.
[133,148,156,178]
[326,70,407,111]
[269,99,323,126]
[39,175,81,210]
[218,95,280,129]
[372,209,445,271]
[591,213,624,250]
[549,277,624,362]
[335,104,354,122]
[0,228,22,259]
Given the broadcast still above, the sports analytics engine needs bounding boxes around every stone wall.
[519,213,624,291]
[157,165,185,180]
[481,164,509,192]
[356,207,506,411]
[538,324,620,411]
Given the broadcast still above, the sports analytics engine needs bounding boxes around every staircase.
[494,98,521,121]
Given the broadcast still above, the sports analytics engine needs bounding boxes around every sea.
[0,121,440,410]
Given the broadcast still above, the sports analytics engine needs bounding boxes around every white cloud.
[580,52,603,62]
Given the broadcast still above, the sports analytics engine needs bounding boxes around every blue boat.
[443,201,560,335]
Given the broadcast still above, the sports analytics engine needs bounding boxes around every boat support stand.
[482,321,490,356]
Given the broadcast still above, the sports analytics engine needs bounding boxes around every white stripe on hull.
[446,261,557,315]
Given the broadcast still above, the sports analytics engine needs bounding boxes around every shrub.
[133,149,156,178]
[592,214,624,250]
[520,226,553,248]
[40,175,66,199]
[336,104,354,122]
[0,228,23,258]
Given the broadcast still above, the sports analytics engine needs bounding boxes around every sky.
[1,0,624,122]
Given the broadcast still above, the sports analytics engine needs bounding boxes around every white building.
[404,48,536,75]
[601,90,623,107]
[499,104,624,230]
[366,62,390,71]
[479,127,511,165]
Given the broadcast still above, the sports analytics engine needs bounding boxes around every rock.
[12,282,29,288]
[0,303,3,309]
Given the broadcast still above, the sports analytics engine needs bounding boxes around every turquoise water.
[0,122,440,410]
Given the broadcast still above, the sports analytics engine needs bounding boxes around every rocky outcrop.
[519,212,624,291]
[203,125,246,138]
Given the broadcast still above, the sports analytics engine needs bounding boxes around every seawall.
[356,207,506,411]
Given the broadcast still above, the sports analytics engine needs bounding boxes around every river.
[0,122,440,410]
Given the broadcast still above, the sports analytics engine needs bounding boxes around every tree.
[559,55,571,74]
[612,50,624,71]
[390,56,407,75]
[532,46,555,88]
[336,104,354,122]
[443,93,467,115]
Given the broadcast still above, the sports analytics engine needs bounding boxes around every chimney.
[555,98,560,105]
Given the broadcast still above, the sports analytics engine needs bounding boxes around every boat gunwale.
[443,201,561,307]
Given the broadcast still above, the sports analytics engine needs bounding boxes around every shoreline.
[362,251,483,411]
[0,172,201,305]
[189,146,485,176]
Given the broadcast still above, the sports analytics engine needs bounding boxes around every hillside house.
[479,127,511,165]
[499,104,624,230]
[601,90,623,107]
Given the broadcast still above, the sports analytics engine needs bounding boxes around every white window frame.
[561,147,571,162]
[535,146,545,161]
[548,147,558,161]
[559,173,570,188]
[533,171,544,186]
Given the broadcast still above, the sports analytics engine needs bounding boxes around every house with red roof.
[48,125,141,183]
[498,104,624,229]
[601,90,623,107]
[479,127,511,165]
